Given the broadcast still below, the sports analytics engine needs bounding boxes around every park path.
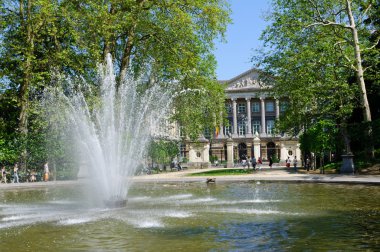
[133,166,380,184]
[1,167,380,190]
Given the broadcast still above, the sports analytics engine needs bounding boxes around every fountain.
[1,59,379,251]
[45,55,173,207]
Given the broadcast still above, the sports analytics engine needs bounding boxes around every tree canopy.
[254,0,380,157]
[0,0,231,168]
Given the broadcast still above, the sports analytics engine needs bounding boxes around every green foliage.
[255,0,380,156]
[0,0,231,168]
[147,139,179,165]
[209,155,218,163]
[322,162,341,170]
[271,156,280,163]
[173,77,227,140]
[299,120,339,155]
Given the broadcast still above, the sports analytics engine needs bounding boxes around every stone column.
[246,97,252,137]
[275,99,280,119]
[260,97,266,134]
[253,135,261,159]
[226,138,234,167]
[280,142,287,162]
[202,142,210,165]
[232,98,238,137]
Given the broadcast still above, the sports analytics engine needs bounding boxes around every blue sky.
[214,0,271,80]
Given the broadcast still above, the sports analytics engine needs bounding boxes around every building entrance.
[267,142,276,159]
[238,143,247,160]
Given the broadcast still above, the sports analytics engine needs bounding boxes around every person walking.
[293,156,298,173]
[257,157,262,170]
[269,156,273,169]
[251,156,257,170]
[12,163,19,183]
[286,157,291,168]
[306,156,311,172]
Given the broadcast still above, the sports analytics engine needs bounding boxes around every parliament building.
[184,69,300,167]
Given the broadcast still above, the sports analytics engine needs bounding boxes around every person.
[286,157,291,168]
[247,156,251,169]
[269,156,273,169]
[29,170,37,182]
[293,156,298,173]
[12,163,19,183]
[241,158,247,169]
[251,156,257,170]
[176,161,182,171]
[1,165,7,183]
[257,157,262,170]
[306,156,310,172]
[44,162,50,182]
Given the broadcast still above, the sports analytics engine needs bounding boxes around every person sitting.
[29,170,37,182]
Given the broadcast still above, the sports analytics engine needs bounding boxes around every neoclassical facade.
[185,69,300,167]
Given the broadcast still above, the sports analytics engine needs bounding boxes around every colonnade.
[218,97,281,138]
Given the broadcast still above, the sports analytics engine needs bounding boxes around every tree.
[255,0,379,156]
[1,0,95,167]
[63,1,230,83]
[147,139,179,168]
[66,0,231,138]
[1,0,231,167]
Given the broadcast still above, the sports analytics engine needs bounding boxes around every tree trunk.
[18,0,35,169]
[341,123,352,154]
[118,0,148,89]
[119,24,137,90]
[346,0,372,122]
[346,0,374,158]
[103,4,116,61]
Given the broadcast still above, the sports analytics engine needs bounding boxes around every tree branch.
[362,36,380,51]
[304,20,351,30]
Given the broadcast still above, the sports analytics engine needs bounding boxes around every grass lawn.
[188,169,252,176]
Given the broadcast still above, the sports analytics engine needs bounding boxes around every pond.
[0,182,379,251]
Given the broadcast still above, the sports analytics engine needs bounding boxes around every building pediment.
[222,69,270,91]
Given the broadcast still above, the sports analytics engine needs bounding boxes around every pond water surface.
[0,181,379,251]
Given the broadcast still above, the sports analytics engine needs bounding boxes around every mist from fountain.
[45,55,173,206]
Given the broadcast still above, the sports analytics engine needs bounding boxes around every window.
[225,125,232,136]
[180,143,187,158]
[238,122,246,135]
[252,102,260,112]
[238,103,246,114]
[225,104,232,113]
[252,121,260,134]
[267,120,275,134]
[266,101,274,112]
